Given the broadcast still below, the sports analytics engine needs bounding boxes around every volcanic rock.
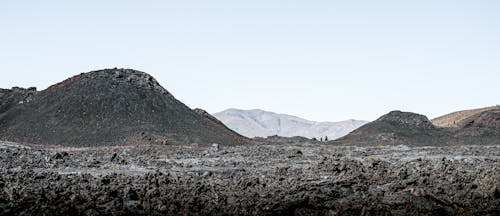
[453,110,500,144]
[0,68,249,146]
[254,135,318,144]
[1,141,498,215]
[376,111,435,129]
[461,110,500,129]
[0,87,37,113]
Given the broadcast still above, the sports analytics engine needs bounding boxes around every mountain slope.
[453,109,500,144]
[335,109,500,146]
[0,68,249,146]
[431,105,500,128]
[334,111,452,146]
[213,108,367,139]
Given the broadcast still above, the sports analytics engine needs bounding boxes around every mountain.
[213,108,368,139]
[0,68,249,146]
[334,111,451,146]
[451,109,500,145]
[335,108,500,146]
[431,105,500,128]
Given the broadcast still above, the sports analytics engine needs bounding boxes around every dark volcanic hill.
[0,68,249,146]
[333,111,452,146]
[334,109,500,146]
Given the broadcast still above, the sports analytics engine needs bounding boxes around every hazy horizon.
[1,1,499,121]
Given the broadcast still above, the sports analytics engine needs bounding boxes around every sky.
[0,1,499,121]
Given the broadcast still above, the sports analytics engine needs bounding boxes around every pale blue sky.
[1,1,499,121]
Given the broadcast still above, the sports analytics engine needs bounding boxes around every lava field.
[1,141,498,215]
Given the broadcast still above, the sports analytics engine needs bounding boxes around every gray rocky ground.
[0,141,499,215]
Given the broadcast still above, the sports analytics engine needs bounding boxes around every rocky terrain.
[0,69,249,147]
[0,141,498,215]
[1,69,499,215]
[213,108,367,139]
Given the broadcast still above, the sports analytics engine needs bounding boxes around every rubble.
[0,141,498,215]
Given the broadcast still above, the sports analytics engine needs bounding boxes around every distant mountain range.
[213,108,368,139]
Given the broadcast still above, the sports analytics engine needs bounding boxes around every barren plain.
[1,141,498,215]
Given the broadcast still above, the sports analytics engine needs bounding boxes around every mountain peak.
[377,110,434,129]
[47,68,173,97]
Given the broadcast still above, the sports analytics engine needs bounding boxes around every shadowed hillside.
[334,108,500,146]
[333,111,452,146]
[0,68,249,146]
